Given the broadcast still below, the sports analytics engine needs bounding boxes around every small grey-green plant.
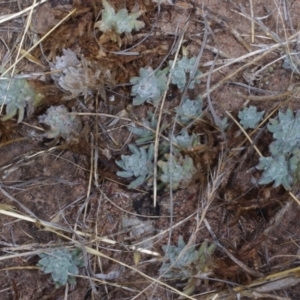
[171,129,200,150]
[116,144,154,188]
[121,216,155,249]
[257,155,292,190]
[0,77,43,122]
[176,96,203,125]
[238,105,265,129]
[159,236,198,279]
[282,55,300,74]
[256,109,300,190]
[183,240,216,296]
[39,105,82,140]
[219,117,229,130]
[94,0,145,34]
[169,56,201,91]
[158,152,196,189]
[159,236,215,296]
[128,111,158,144]
[50,49,103,99]
[267,109,300,155]
[130,67,168,106]
[37,248,84,288]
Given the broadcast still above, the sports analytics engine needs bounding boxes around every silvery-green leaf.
[238,105,265,129]
[176,97,203,124]
[169,56,201,91]
[39,105,82,140]
[115,144,154,188]
[257,155,292,190]
[37,248,83,288]
[95,0,145,34]
[131,67,168,106]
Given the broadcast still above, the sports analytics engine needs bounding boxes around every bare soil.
[1,0,300,299]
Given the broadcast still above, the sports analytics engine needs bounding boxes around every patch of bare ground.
[1,0,300,299]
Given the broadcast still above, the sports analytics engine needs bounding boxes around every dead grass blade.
[0,205,160,257]
[1,8,77,77]
[0,0,47,24]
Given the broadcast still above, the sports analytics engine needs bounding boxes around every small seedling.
[51,48,97,99]
[159,236,199,280]
[39,105,82,140]
[128,111,159,144]
[257,155,292,190]
[183,240,216,297]
[176,96,203,125]
[116,144,154,189]
[256,109,300,190]
[238,105,265,129]
[171,128,200,149]
[159,236,215,296]
[169,56,201,91]
[130,67,168,106]
[282,55,300,74]
[37,248,84,288]
[219,117,229,130]
[0,77,43,122]
[95,0,145,34]
[158,152,196,189]
[267,109,300,155]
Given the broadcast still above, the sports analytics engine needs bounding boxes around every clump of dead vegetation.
[1,0,300,299]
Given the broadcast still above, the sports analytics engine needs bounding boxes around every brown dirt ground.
[1,0,300,299]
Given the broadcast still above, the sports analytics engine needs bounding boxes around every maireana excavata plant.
[128,111,158,144]
[37,248,84,288]
[116,144,154,189]
[169,56,201,91]
[176,96,203,125]
[238,105,265,129]
[159,236,199,280]
[39,105,82,140]
[130,67,168,106]
[256,109,300,190]
[171,129,200,150]
[282,54,300,74]
[158,152,196,189]
[50,48,107,99]
[0,76,43,122]
[121,216,155,249]
[159,236,215,296]
[267,109,300,155]
[257,155,292,190]
[94,0,145,35]
[128,111,168,145]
